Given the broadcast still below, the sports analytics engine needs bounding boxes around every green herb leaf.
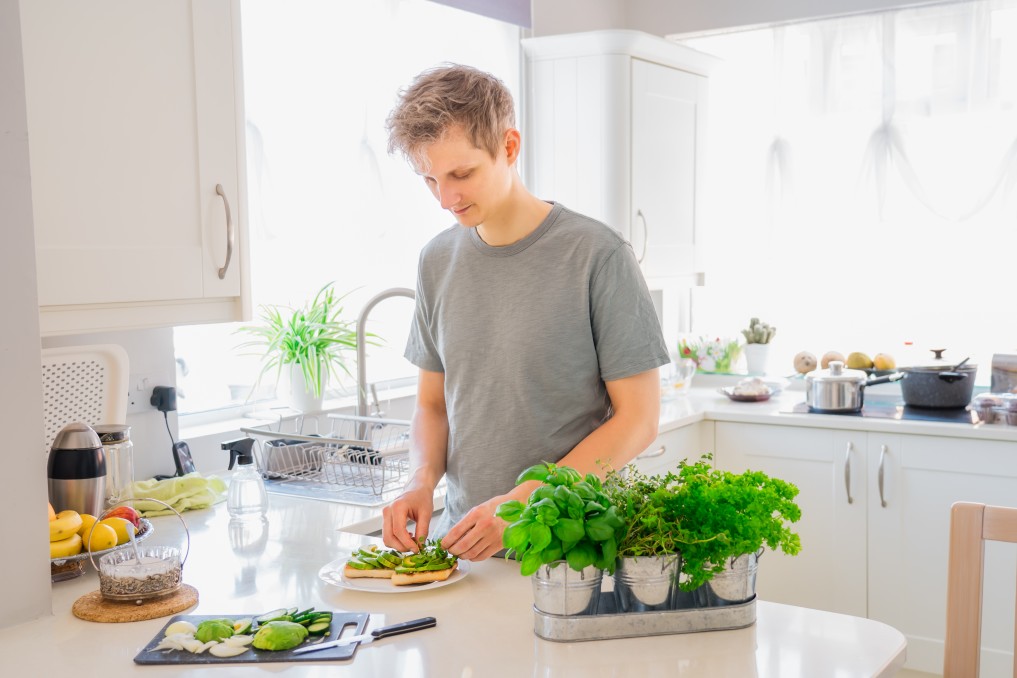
[551,518,585,544]
[495,500,525,523]
[516,464,551,485]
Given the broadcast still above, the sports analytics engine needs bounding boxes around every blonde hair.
[386,64,515,166]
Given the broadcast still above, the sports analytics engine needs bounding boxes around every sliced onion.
[164,621,197,636]
[209,643,250,658]
[225,635,254,647]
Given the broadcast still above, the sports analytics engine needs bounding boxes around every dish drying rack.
[240,413,411,506]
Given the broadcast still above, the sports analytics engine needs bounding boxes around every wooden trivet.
[72,583,199,623]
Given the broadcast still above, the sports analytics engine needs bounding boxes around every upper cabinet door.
[630,59,703,280]
[21,0,247,334]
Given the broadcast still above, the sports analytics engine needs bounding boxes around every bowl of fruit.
[49,502,153,581]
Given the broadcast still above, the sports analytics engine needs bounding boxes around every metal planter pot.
[613,555,680,612]
[692,552,760,608]
[531,562,602,616]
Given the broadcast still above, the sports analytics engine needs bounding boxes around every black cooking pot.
[899,349,977,409]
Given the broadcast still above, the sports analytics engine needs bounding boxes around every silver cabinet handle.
[216,183,234,280]
[878,444,888,508]
[844,441,854,505]
[637,445,665,459]
[635,209,648,263]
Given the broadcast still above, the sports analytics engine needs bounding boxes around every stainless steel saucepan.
[805,361,903,413]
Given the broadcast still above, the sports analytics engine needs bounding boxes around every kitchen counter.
[4,494,905,677]
[658,381,1017,443]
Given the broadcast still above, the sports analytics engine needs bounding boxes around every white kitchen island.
[3,492,905,677]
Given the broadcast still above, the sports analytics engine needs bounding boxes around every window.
[677,0,1017,382]
[174,0,520,416]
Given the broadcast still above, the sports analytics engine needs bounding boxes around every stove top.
[781,395,980,425]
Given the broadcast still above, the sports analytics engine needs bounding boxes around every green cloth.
[129,472,227,516]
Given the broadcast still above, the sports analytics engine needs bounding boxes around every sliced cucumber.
[307,621,331,635]
[286,607,299,617]
[294,607,315,619]
[311,613,333,623]
[256,608,289,624]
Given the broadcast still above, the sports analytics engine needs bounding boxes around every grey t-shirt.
[404,202,670,534]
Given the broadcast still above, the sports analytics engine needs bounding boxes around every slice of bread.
[344,565,394,579]
[391,561,458,586]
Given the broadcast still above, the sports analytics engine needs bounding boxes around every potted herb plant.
[668,454,801,605]
[236,282,359,412]
[741,317,777,375]
[496,463,626,616]
[602,466,685,612]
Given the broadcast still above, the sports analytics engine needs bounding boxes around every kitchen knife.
[291,617,436,654]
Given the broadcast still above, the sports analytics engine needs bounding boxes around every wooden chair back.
[944,501,1017,677]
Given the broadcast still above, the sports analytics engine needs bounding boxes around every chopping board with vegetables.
[134,607,368,664]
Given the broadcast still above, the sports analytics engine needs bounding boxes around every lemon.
[99,516,133,545]
[873,353,896,370]
[82,522,118,551]
[77,514,98,539]
[846,352,874,369]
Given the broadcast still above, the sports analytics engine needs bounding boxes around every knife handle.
[371,617,437,639]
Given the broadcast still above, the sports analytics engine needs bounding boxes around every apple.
[106,505,141,529]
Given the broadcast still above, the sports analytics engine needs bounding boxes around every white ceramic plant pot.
[743,343,771,375]
[288,363,325,413]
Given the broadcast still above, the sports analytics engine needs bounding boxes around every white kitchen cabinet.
[714,422,868,617]
[715,421,1017,675]
[521,30,716,283]
[20,0,249,335]
[632,422,709,475]
[866,433,1017,675]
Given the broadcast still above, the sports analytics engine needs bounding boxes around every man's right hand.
[382,484,434,552]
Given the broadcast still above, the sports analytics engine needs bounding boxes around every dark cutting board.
[134,612,369,664]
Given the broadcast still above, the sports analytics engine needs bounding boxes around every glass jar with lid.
[94,424,134,508]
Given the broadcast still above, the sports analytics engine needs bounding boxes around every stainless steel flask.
[48,421,106,516]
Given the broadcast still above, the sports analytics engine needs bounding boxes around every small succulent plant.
[741,317,776,344]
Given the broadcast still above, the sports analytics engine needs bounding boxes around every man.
[382,64,669,562]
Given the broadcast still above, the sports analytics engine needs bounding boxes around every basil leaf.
[551,517,585,544]
[516,464,551,485]
[520,549,544,576]
[529,522,552,552]
[495,500,524,522]
[565,542,596,571]
[503,520,531,552]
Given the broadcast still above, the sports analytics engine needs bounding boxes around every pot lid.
[806,361,867,383]
[905,349,977,372]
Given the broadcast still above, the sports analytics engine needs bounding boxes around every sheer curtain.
[681,0,1017,382]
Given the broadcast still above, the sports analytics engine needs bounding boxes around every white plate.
[318,553,470,594]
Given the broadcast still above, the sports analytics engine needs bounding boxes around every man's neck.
[476,188,553,247]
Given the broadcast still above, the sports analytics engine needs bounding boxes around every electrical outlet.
[126,373,174,414]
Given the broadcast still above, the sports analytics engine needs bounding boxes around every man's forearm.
[407,404,449,491]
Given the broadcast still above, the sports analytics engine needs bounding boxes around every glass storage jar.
[94,424,134,508]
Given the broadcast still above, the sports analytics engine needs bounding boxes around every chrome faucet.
[356,287,416,429]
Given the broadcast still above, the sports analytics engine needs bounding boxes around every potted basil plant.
[496,463,625,616]
[236,282,360,412]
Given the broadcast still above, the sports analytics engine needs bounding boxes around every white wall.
[532,0,945,36]
[0,0,53,626]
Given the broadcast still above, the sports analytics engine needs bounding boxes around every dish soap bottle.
[222,438,268,520]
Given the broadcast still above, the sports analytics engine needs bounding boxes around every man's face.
[415,126,514,228]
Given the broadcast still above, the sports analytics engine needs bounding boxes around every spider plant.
[235,282,361,400]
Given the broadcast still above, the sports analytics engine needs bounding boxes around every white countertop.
[5,494,905,677]
[658,380,1017,443]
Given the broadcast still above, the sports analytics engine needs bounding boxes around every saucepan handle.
[864,372,904,388]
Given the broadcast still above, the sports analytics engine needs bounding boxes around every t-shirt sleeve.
[590,243,671,382]
[403,257,445,373]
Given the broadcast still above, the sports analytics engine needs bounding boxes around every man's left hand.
[441,496,508,561]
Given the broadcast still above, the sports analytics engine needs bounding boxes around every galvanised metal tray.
[533,592,756,642]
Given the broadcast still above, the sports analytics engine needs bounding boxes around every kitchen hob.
[780,395,981,425]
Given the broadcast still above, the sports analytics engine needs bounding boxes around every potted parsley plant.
[496,463,626,616]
